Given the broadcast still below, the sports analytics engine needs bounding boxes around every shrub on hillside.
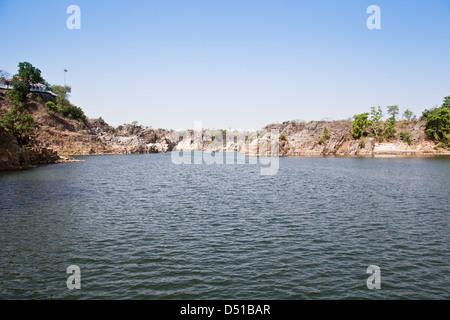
[61,104,87,122]
[46,101,58,112]
[359,137,365,148]
[318,125,330,145]
[400,131,413,145]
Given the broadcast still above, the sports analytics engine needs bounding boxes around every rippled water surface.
[0,153,448,299]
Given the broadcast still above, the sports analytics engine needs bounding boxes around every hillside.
[0,89,175,170]
[1,89,449,171]
[173,119,449,157]
[263,119,445,156]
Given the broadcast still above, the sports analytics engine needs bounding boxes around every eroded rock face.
[1,89,448,172]
[0,126,62,171]
[0,90,180,160]
[0,126,23,170]
[170,120,450,157]
[35,128,175,156]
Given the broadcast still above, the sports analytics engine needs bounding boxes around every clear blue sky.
[1,0,449,129]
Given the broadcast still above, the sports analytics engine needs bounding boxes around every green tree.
[384,122,396,140]
[423,96,450,146]
[62,104,87,122]
[48,85,87,122]
[0,106,36,143]
[16,62,44,92]
[51,85,71,107]
[7,76,28,104]
[384,105,399,140]
[402,109,416,122]
[442,96,450,108]
[352,112,371,139]
[7,62,46,105]
[370,106,384,140]
[387,105,399,120]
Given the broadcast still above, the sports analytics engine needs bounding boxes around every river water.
[0,153,448,299]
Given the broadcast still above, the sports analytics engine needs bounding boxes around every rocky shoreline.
[171,120,450,157]
[0,90,449,171]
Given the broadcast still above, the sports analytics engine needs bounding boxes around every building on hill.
[0,78,56,96]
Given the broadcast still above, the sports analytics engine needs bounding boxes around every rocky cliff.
[35,121,176,156]
[265,120,447,156]
[1,89,448,171]
[0,125,62,170]
[0,90,176,170]
[173,120,450,157]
